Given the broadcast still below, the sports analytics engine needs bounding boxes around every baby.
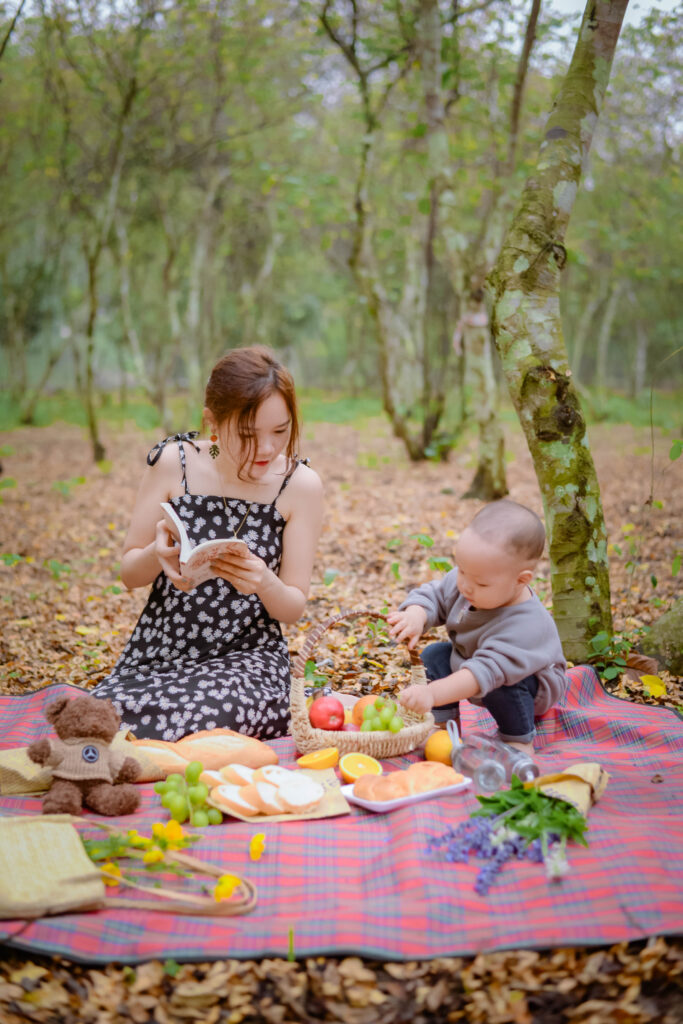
[388,499,567,752]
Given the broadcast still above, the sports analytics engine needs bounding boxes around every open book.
[160,502,250,587]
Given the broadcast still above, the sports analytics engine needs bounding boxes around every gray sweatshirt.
[400,569,568,714]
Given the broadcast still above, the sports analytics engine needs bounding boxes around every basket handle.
[292,608,426,685]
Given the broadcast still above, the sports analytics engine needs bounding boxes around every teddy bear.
[27,693,141,816]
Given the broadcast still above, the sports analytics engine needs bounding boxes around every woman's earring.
[209,434,219,460]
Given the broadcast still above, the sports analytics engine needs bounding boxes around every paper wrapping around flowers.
[0,732,159,795]
[0,816,105,918]
[536,762,610,817]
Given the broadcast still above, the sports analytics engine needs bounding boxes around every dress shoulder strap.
[275,455,310,498]
[146,431,200,495]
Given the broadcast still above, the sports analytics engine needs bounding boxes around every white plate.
[341,777,472,813]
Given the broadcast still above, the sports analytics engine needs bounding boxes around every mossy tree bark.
[488,0,629,661]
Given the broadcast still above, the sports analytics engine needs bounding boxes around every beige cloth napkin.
[526,762,610,816]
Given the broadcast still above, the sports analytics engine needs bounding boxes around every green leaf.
[0,478,16,490]
[428,557,453,572]
[672,553,681,577]
[386,538,401,550]
[163,959,181,977]
[0,553,23,566]
[323,569,340,586]
[669,439,682,461]
[411,533,435,548]
[417,197,431,215]
[390,561,401,581]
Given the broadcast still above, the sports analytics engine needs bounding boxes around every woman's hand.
[154,520,192,592]
[210,548,272,596]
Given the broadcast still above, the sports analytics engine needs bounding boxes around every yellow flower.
[152,820,187,849]
[249,833,266,862]
[101,862,122,886]
[127,829,152,849]
[143,848,164,864]
[163,820,186,846]
[213,874,242,902]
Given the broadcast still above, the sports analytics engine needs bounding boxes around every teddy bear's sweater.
[46,736,126,783]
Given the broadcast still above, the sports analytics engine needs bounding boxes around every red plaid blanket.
[1,666,681,963]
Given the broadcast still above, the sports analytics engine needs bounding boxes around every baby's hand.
[398,684,434,714]
[387,606,427,649]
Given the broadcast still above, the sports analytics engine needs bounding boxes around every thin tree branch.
[0,0,26,63]
[507,0,542,172]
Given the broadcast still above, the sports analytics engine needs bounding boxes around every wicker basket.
[290,609,434,757]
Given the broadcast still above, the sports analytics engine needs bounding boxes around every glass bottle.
[447,723,539,794]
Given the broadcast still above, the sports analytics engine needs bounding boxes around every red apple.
[308,695,345,731]
[342,723,360,732]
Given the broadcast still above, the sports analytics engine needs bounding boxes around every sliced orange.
[339,752,383,784]
[296,747,340,770]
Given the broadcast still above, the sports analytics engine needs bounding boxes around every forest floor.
[0,415,681,1023]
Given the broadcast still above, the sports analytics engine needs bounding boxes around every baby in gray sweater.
[387,499,567,751]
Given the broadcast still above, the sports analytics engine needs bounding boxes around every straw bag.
[290,610,434,757]
[0,816,257,919]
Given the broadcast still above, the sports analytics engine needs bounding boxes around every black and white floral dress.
[93,437,298,742]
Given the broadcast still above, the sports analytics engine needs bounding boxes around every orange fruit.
[339,752,383,784]
[296,747,340,770]
[351,695,377,727]
[423,730,454,766]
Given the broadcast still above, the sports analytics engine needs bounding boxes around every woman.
[93,346,324,741]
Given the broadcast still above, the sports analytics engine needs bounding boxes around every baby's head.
[454,500,545,610]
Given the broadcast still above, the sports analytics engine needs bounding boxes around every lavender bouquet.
[427,775,588,895]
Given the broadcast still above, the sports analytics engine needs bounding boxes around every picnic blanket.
[0,666,681,964]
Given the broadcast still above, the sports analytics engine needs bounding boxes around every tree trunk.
[84,251,106,463]
[568,278,606,384]
[632,323,648,397]
[594,279,622,390]
[488,0,629,662]
[461,309,508,500]
[19,333,68,425]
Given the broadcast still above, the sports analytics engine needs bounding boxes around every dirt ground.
[0,415,681,1023]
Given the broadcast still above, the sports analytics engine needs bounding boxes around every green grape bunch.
[153,761,223,827]
[360,695,405,734]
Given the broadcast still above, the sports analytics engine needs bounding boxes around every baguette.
[277,776,325,814]
[199,768,225,789]
[209,767,325,818]
[174,729,278,770]
[252,765,295,787]
[220,764,256,786]
[210,783,261,816]
[127,738,190,780]
[250,781,286,815]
